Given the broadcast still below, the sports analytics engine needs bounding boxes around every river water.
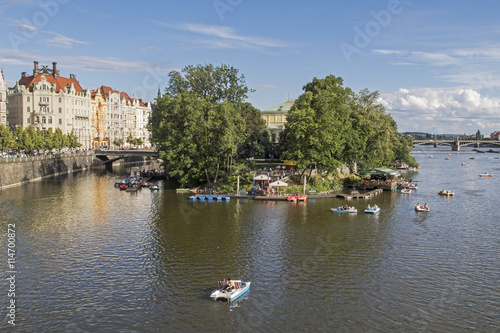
[1,149,499,332]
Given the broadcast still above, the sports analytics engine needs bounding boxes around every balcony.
[39,101,49,106]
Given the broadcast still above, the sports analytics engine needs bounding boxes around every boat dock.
[336,189,383,200]
[224,189,383,201]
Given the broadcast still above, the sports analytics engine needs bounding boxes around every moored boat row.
[189,195,230,201]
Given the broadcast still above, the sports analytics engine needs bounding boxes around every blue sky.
[1,0,500,135]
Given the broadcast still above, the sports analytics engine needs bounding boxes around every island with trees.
[149,64,417,193]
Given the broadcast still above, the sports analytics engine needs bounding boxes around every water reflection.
[0,156,498,332]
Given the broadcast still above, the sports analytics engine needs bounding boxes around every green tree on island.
[150,64,266,187]
[281,75,416,179]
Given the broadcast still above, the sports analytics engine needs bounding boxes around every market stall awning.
[254,174,269,180]
[358,167,400,176]
[269,180,288,187]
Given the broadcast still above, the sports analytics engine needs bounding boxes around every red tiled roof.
[19,74,84,93]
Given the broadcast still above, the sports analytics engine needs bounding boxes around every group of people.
[367,204,379,210]
[220,278,235,292]
[339,205,355,211]
[416,203,429,209]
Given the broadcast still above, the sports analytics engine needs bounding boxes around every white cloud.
[0,49,173,73]
[379,86,500,134]
[156,21,290,50]
[39,31,91,49]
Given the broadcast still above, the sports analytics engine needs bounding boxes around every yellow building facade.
[260,99,294,141]
[91,89,108,149]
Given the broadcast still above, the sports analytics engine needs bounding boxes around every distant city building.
[0,68,7,126]
[491,131,500,140]
[94,85,151,149]
[7,61,92,148]
[260,99,294,141]
[90,88,108,149]
[4,61,152,150]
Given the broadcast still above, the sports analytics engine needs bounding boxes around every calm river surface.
[1,149,499,332]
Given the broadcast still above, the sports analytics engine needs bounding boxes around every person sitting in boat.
[220,278,228,290]
[224,278,235,291]
[367,204,371,209]
[424,203,428,209]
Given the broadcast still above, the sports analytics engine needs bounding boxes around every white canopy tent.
[254,174,269,181]
[269,180,288,187]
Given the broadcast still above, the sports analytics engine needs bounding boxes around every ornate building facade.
[95,85,151,149]
[0,68,7,126]
[7,61,92,148]
[90,89,108,149]
[5,61,151,150]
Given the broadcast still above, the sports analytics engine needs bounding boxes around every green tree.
[0,124,15,152]
[282,75,354,176]
[13,126,24,150]
[112,138,122,148]
[44,128,55,150]
[351,89,397,169]
[150,64,253,186]
[53,128,65,149]
[67,130,81,148]
[21,126,35,152]
[126,133,134,147]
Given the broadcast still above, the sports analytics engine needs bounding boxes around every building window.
[59,119,62,124]
[59,107,62,113]
[42,116,46,124]
[59,97,62,103]
[48,117,52,124]
[27,118,30,124]
[27,96,30,102]
[27,107,30,112]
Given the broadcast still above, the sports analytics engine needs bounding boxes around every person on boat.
[220,278,228,290]
[424,203,428,209]
[224,278,235,291]
[367,204,371,209]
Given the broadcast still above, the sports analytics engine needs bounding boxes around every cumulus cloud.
[379,87,500,134]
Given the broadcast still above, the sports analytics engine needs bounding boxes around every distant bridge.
[413,139,500,151]
[94,150,159,164]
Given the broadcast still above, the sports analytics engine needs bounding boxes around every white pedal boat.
[210,280,251,302]
[364,206,380,214]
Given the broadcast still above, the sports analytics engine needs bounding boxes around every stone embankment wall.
[0,153,153,190]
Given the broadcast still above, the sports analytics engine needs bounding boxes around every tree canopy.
[150,64,268,187]
[0,125,81,152]
[281,75,416,176]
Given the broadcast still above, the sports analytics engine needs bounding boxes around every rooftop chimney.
[70,74,76,80]
[33,61,39,77]
[21,72,26,78]
[52,62,58,78]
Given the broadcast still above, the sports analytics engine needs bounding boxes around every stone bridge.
[413,139,500,151]
[94,150,159,164]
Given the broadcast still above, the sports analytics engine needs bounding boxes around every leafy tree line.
[0,124,81,153]
[150,65,416,187]
[281,75,417,179]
